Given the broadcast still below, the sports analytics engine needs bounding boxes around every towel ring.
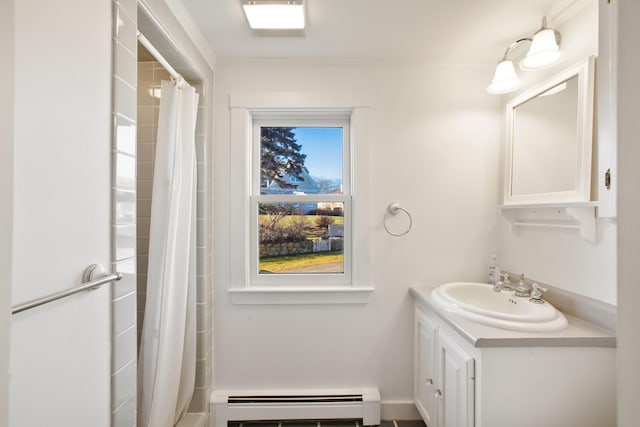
[384,202,413,237]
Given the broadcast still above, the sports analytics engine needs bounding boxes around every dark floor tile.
[395,421,426,427]
[228,423,242,427]
[376,421,395,427]
[320,420,358,427]
[242,423,280,427]
[281,422,318,427]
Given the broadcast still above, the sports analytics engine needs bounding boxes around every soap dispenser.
[488,254,498,285]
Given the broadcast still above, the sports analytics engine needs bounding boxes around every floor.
[229,420,427,427]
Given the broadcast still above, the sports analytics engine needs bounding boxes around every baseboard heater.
[211,388,381,427]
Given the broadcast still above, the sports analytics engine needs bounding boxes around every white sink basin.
[430,282,568,332]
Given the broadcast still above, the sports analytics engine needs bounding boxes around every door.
[10,0,112,425]
[436,329,475,427]
[414,308,438,426]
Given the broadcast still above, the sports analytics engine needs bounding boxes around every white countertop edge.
[410,285,616,348]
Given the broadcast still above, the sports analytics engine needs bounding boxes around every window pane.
[258,202,344,274]
[260,127,343,195]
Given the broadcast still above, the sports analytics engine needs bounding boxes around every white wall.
[616,0,640,424]
[214,61,500,403]
[0,1,14,424]
[496,1,617,305]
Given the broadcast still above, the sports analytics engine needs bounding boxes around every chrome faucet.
[493,273,513,292]
[494,273,532,296]
[529,283,548,304]
[512,273,531,297]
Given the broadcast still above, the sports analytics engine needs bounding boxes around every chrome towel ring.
[384,202,413,237]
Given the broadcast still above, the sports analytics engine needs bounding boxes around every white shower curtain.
[138,78,199,427]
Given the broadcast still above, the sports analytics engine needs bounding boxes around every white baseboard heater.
[211,388,381,427]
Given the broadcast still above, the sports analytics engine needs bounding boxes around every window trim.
[228,93,372,304]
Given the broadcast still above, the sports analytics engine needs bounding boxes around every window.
[252,119,350,285]
[228,93,372,304]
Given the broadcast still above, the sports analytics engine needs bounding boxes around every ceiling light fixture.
[487,17,562,95]
[241,0,306,36]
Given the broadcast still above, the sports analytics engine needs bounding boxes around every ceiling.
[180,0,561,64]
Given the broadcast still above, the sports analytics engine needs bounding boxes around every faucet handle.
[500,272,510,281]
[530,283,548,303]
[518,273,525,284]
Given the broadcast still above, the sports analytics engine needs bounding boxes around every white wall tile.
[112,292,136,337]
[114,0,136,24]
[188,386,208,413]
[196,162,207,192]
[113,224,136,261]
[112,325,136,373]
[114,115,136,156]
[196,107,207,134]
[113,3,136,54]
[196,192,206,220]
[196,275,207,301]
[114,77,136,122]
[114,152,135,191]
[196,302,206,332]
[114,189,135,225]
[112,258,136,299]
[195,359,206,387]
[114,41,137,88]
[111,392,135,427]
[196,247,206,276]
[111,360,136,411]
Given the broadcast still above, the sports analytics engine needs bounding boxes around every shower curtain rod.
[137,31,184,83]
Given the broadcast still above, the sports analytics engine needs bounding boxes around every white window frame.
[228,92,372,304]
[251,117,351,287]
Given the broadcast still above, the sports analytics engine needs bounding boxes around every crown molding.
[548,0,593,27]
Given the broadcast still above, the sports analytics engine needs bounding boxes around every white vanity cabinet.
[414,308,474,427]
[413,303,616,427]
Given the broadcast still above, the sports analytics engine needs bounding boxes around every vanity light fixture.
[487,17,562,95]
[241,0,306,36]
[520,18,563,71]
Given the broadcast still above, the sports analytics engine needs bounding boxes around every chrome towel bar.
[11,269,122,315]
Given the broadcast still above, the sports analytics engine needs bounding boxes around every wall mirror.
[504,56,595,205]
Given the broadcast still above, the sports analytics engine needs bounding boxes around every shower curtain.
[138,78,199,427]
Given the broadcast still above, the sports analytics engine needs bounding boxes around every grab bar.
[11,268,122,315]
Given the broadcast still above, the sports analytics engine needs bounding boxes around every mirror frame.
[504,56,596,205]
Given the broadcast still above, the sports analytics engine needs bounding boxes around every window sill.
[228,286,374,305]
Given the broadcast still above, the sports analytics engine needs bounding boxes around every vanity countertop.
[410,285,616,348]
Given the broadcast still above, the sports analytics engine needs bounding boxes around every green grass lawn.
[259,251,344,273]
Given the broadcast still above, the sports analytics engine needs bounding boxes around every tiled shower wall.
[135,55,170,342]
[111,1,213,425]
[135,54,212,412]
[111,1,138,425]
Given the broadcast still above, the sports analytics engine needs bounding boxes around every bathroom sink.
[430,282,568,332]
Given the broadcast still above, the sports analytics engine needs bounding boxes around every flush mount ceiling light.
[241,0,306,37]
[487,17,562,95]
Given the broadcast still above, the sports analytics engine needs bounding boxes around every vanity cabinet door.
[436,329,475,427]
[414,308,438,426]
